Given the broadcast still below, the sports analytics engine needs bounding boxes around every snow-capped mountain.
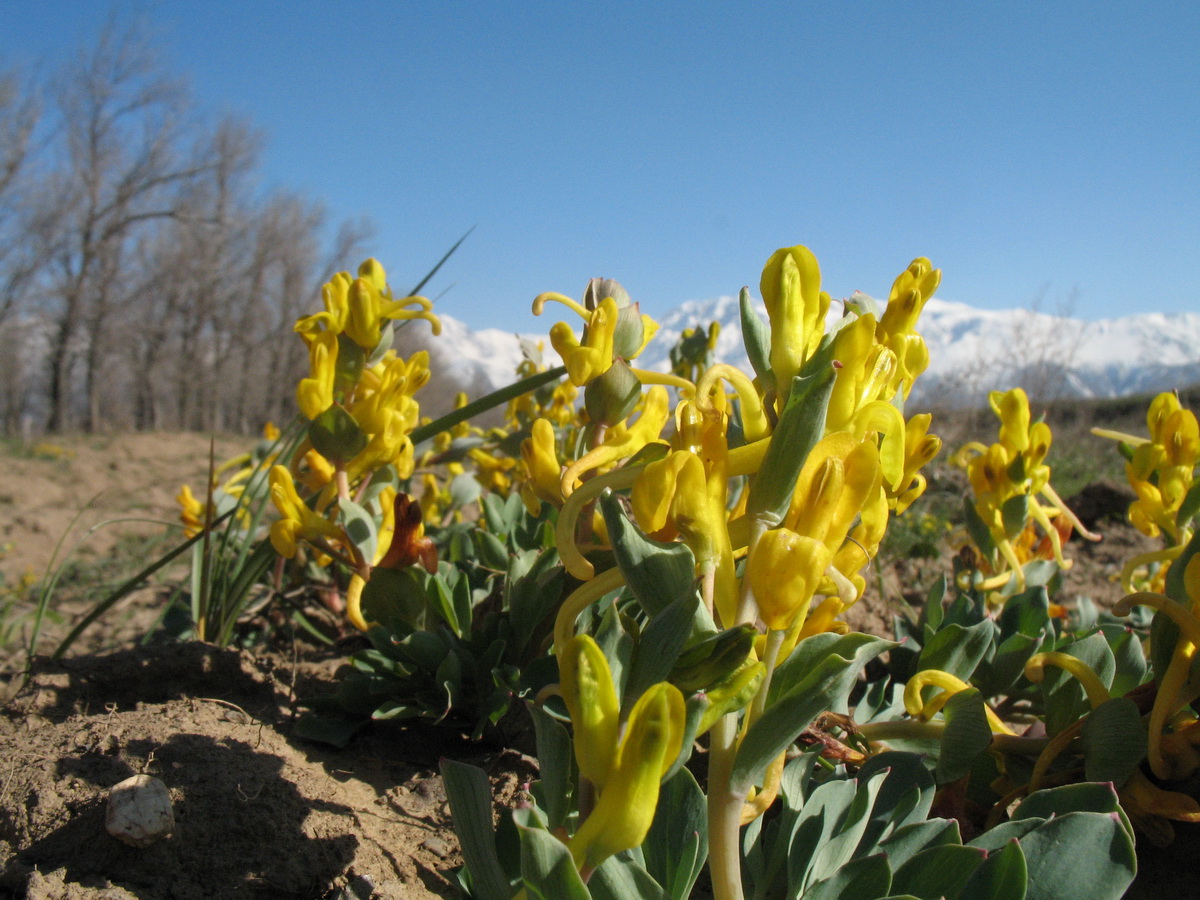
[415,297,1200,407]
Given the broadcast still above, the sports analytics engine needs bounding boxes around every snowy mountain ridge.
[419,295,1200,405]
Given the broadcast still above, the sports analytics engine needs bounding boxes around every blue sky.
[3,2,1197,334]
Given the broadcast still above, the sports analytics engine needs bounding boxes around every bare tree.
[32,22,216,431]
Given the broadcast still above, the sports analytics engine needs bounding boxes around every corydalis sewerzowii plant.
[482,245,978,900]
[271,258,442,630]
[952,386,1100,605]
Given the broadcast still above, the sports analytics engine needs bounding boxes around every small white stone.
[105,774,174,847]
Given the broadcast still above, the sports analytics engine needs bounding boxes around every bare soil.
[0,433,1183,898]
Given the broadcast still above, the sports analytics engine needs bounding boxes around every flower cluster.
[953,387,1097,601]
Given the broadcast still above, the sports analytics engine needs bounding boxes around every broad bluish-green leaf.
[1019,812,1136,900]
[745,365,836,528]
[643,767,707,900]
[805,771,888,888]
[1041,632,1115,736]
[878,819,962,871]
[1014,782,1133,839]
[916,619,995,683]
[362,567,428,630]
[1081,698,1146,787]
[855,752,937,849]
[528,703,574,830]
[338,497,377,566]
[599,491,702,623]
[441,759,516,900]
[786,781,855,892]
[308,402,367,463]
[977,631,1043,697]
[1001,493,1030,540]
[921,575,947,630]
[740,286,773,387]
[803,853,892,900]
[513,806,591,900]
[621,593,698,716]
[1100,624,1148,697]
[770,632,896,705]
[590,853,668,900]
[998,586,1050,639]
[735,636,892,793]
[936,688,993,784]
[960,838,1027,900]
[890,844,986,899]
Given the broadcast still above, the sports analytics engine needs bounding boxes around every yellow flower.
[632,449,725,565]
[568,678,685,874]
[559,635,620,788]
[296,330,338,420]
[759,245,829,392]
[549,296,619,387]
[176,484,206,538]
[296,259,441,351]
[746,527,831,631]
[268,465,346,558]
[519,418,565,514]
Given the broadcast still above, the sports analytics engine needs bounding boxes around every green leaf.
[734,635,892,793]
[878,819,962,872]
[921,575,947,630]
[362,568,428,631]
[643,768,707,900]
[805,770,888,887]
[590,853,668,900]
[334,333,365,393]
[916,619,995,683]
[786,779,857,892]
[429,572,464,637]
[803,853,892,900]
[513,805,592,900]
[1100,624,1148,697]
[621,593,698,716]
[963,496,997,557]
[1177,479,1200,528]
[1019,812,1136,900]
[960,839,1027,900]
[745,365,837,528]
[1081,698,1147,787]
[599,491,704,624]
[739,287,774,388]
[1014,782,1133,840]
[528,704,574,831]
[338,497,377,567]
[507,546,565,656]
[308,402,367,463]
[1001,493,1030,540]
[890,844,986,900]
[855,752,937,849]
[936,689,994,785]
[441,760,516,900]
[291,712,364,748]
[1041,633,1115,736]
[997,586,1051,640]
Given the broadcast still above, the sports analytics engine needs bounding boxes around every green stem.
[409,365,567,445]
[708,713,747,900]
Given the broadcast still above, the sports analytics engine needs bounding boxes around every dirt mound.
[0,643,523,899]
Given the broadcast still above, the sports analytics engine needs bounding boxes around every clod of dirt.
[105,774,174,848]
